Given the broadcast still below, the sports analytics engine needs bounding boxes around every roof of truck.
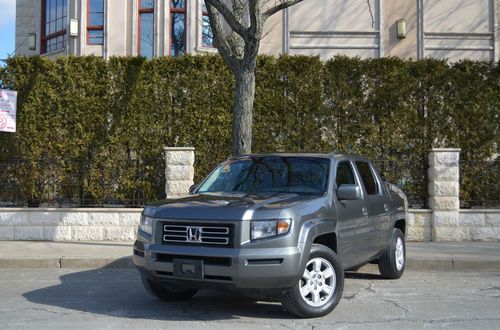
[230,152,370,161]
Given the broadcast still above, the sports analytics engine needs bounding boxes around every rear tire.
[281,244,344,318]
[378,228,406,279]
[141,275,198,301]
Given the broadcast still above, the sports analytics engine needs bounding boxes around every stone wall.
[0,207,498,242]
[407,210,432,241]
[0,209,141,241]
[405,209,500,242]
[458,210,500,241]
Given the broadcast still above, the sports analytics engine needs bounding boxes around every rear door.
[334,159,371,269]
[354,160,391,257]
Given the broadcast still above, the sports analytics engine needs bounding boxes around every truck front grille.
[162,222,234,248]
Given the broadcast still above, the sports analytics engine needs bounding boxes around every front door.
[354,161,391,257]
[334,160,371,269]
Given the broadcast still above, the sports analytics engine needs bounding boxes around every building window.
[170,0,186,56]
[87,0,104,45]
[41,0,68,54]
[139,0,155,58]
[201,1,214,47]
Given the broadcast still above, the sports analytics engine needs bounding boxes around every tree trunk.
[232,68,255,155]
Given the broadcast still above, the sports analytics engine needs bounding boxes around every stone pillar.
[164,147,195,198]
[428,148,461,241]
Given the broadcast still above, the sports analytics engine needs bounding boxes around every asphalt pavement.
[1,268,499,328]
[0,241,499,271]
[1,241,500,328]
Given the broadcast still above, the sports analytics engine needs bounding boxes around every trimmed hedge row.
[0,55,498,206]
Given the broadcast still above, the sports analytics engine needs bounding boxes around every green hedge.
[0,55,498,207]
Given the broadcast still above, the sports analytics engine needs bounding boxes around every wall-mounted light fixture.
[396,19,407,39]
[69,19,79,37]
[28,33,36,51]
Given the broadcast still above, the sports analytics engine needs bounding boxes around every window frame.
[333,159,366,201]
[201,1,214,48]
[87,0,104,45]
[41,0,68,54]
[354,161,381,196]
[335,160,358,188]
[169,0,187,56]
[138,0,155,57]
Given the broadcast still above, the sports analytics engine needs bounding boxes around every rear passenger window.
[355,161,378,195]
[336,161,356,187]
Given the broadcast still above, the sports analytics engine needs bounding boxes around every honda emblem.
[187,227,201,242]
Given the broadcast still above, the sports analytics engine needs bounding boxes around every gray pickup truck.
[133,153,407,318]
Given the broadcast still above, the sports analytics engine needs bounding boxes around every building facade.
[15,0,500,62]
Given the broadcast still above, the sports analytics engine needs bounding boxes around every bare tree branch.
[204,0,247,37]
[248,0,263,38]
[259,19,280,41]
[366,0,375,28]
[227,33,245,59]
[232,0,246,26]
[263,0,304,19]
[205,3,240,71]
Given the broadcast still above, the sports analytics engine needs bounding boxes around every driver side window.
[336,161,356,187]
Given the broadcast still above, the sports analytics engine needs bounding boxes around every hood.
[144,192,320,221]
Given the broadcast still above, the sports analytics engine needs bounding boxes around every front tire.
[378,228,406,279]
[281,244,344,318]
[141,275,198,301]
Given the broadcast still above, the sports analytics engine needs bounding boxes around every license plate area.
[173,259,204,279]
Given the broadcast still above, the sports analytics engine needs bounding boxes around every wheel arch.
[395,218,406,237]
[312,232,337,253]
[297,219,337,276]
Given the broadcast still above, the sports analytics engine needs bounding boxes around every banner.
[0,89,17,133]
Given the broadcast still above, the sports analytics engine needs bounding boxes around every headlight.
[139,215,154,235]
[251,219,291,240]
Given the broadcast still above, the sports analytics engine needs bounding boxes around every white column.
[428,148,461,241]
[164,147,195,198]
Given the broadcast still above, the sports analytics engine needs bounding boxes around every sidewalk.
[0,241,499,271]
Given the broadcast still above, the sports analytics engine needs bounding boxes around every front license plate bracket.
[173,259,204,279]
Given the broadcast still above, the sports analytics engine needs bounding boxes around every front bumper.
[133,240,302,289]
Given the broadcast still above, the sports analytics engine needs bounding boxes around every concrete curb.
[1,255,499,271]
[0,258,61,268]
[0,256,133,269]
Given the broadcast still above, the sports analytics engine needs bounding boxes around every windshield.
[198,156,330,196]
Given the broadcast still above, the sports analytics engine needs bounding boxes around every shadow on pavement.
[23,258,389,320]
[345,272,385,280]
[23,258,289,321]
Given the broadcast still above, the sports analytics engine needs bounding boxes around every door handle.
[384,204,389,212]
[362,207,368,216]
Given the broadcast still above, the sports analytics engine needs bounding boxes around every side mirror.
[337,184,362,200]
[189,184,198,195]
